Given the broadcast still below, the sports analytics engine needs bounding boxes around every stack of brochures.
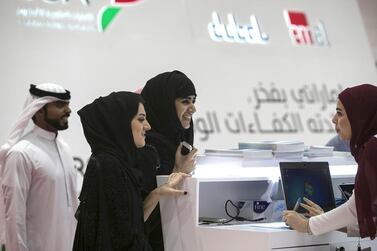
[203,149,274,168]
[239,141,305,159]
[204,149,243,157]
[305,145,334,157]
[241,149,273,160]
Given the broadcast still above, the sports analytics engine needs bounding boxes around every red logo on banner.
[114,0,139,3]
[287,11,309,26]
[284,10,330,46]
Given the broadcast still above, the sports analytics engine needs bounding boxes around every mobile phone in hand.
[181,141,192,155]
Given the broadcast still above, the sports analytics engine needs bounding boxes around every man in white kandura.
[0,83,78,251]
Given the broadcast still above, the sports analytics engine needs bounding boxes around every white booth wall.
[0,0,376,172]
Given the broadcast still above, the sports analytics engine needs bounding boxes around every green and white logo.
[16,0,142,32]
[98,0,141,32]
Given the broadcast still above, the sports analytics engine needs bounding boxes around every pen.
[293,197,301,211]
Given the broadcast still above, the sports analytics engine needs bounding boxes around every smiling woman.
[175,95,196,129]
[139,71,199,251]
[141,70,198,175]
[73,91,189,251]
[131,103,151,148]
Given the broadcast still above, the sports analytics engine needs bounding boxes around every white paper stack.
[242,149,274,160]
[239,141,305,159]
[305,145,334,157]
[204,149,243,157]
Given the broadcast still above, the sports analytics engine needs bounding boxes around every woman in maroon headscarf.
[283,84,377,239]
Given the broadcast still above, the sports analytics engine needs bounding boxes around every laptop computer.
[338,183,354,200]
[280,162,336,214]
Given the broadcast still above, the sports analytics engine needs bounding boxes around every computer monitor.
[280,162,336,213]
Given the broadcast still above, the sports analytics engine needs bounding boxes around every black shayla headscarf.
[141,71,197,173]
[78,91,143,184]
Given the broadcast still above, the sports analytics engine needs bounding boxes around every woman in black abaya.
[139,71,198,250]
[73,92,189,251]
[141,70,198,175]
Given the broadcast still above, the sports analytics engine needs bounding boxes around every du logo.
[98,0,141,32]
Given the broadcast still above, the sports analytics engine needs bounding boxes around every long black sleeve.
[73,154,152,251]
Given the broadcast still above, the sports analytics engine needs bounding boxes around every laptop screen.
[280,162,336,213]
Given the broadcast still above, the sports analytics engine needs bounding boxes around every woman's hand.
[300,197,324,217]
[282,210,310,233]
[143,172,190,221]
[159,172,191,196]
[173,143,198,174]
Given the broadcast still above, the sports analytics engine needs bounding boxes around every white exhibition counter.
[157,153,377,251]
